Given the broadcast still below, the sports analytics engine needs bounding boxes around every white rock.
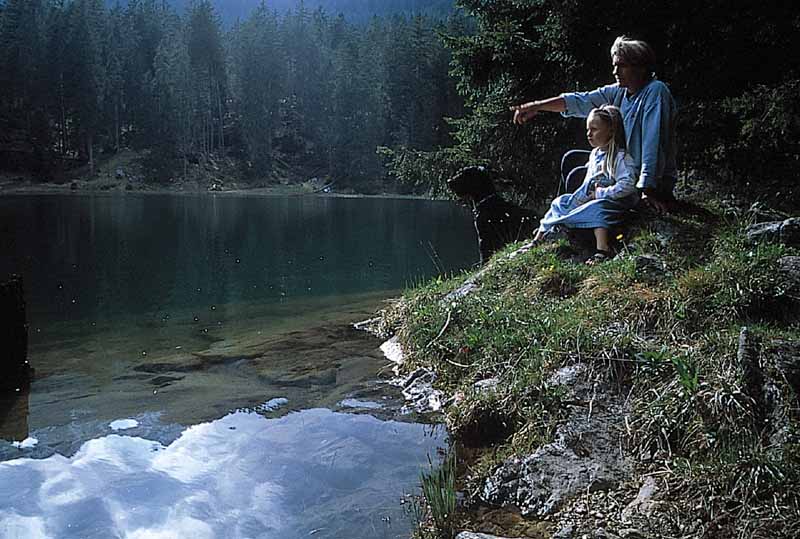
[258,398,288,412]
[456,532,519,539]
[109,419,139,431]
[380,336,405,366]
[622,476,659,521]
[11,437,38,449]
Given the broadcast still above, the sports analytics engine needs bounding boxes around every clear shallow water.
[0,193,476,538]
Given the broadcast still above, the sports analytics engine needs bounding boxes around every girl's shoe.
[509,238,540,258]
[585,249,613,265]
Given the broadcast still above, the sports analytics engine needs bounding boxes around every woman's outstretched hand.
[510,102,539,124]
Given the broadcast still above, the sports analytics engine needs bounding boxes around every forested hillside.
[3,0,798,200]
[0,0,466,189]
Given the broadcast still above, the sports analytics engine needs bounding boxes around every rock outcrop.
[745,217,800,246]
[779,256,800,297]
[456,533,518,539]
[482,364,632,517]
[379,336,446,413]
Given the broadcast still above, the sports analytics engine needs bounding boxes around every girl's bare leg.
[514,228,545,256]
[594,228,610,252]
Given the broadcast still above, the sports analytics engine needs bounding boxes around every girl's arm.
[573,149,600,204]
[595,153,638,200]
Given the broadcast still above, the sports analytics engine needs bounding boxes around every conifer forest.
[0,0,465,189]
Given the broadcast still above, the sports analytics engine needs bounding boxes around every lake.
[0,193,478,539]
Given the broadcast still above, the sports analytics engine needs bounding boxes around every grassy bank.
[381,202,800,538]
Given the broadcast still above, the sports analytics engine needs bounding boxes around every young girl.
[532,104,639,262]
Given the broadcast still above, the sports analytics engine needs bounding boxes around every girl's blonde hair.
[589,105,626,178]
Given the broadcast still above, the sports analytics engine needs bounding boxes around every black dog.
[448,166,536,264]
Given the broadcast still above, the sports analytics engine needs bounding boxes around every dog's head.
[447,166,495,199]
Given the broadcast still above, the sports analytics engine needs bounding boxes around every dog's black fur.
[448,166,536,264]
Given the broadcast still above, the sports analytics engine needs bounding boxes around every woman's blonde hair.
[610,35,656,78]
[589,105,626,178]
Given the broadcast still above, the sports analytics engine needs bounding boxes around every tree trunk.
[59,74,67,155]
[217,80,224,152]
[115,98,120,153]
[88,132,94,176]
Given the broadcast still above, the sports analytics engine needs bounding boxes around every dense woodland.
[384,0,800,207]
[2,0,799,204]
[0,0,465,188]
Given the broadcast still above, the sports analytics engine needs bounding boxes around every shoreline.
[0,179,438,201]
[381,207,800,538]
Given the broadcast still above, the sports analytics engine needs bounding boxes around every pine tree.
[187,0,226,157]
[63,0,106,173]
[124,0,169,150]
[0,0,51,174]
[231,2,284,177]
[151,9,192,179]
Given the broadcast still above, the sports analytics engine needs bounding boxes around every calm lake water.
[0,193,478,539]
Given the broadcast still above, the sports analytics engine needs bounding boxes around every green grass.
[420,452,458,539]
[380,205,800,538]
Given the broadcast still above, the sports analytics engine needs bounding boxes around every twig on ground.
[426,309,452,349]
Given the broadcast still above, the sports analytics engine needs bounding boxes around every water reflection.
[0,194,468,538]
[0,408,446,539]
[0,195,477,328]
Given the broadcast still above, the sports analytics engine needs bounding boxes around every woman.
[511,36,678,213]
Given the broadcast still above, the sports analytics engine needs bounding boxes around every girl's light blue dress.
[539,148,640,233]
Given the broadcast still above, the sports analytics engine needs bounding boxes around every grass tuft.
[419,451,458,539]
